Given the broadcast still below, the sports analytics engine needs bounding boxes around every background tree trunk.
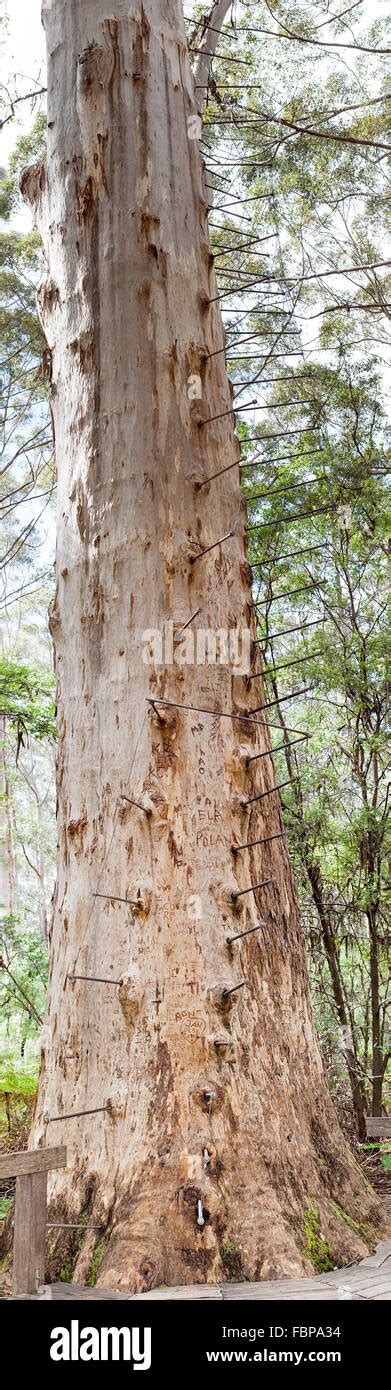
[1,720,17,918]
[305,857,367,1140]
[21,0,384,1292]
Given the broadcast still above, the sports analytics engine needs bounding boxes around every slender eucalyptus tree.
[21,0,383,1290]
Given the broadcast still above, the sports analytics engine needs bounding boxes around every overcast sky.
[1,0,46,160]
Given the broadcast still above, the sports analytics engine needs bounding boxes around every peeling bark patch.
[118,979,142,1031]
[76,497,87,542]
[69,331,96,374]
[19,159,45,207]
[77,42,114,100]
[48,592,60,635]
[240,560,253,588]
[76,176,96,225]
[67,813,88,858]
[185,343,207,379]
[132,7,151,73]
[90,577,104,627]
[137,211,160,249]
[37,278,60,319]
[158,248,168,282]
[138,279,153,304]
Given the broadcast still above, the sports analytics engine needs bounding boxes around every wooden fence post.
[0,1146,67,1295]
[13,1171,47,1294]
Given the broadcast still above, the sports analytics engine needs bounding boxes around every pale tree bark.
[193,0,233,110]
[19,756,50,939]
[0,720,18,918]
[20,0,384,1291]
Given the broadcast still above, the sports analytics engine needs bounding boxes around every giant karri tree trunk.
[21,0,384,1291]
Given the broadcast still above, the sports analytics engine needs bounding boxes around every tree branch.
[0,86,47,131]
[242,16,390,56]
[193,0,233,110]
[262,111,390,154]
[0,957,43,1025]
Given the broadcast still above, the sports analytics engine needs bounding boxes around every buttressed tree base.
[22,0,384,1292]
